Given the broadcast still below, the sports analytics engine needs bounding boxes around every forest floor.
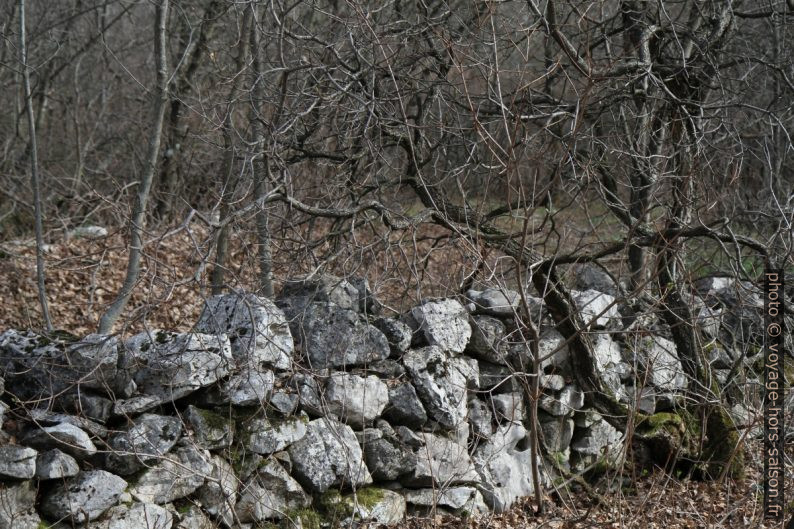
[0,228,791,528]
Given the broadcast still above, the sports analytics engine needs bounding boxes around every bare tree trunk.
[18,0,53,332]
[211,7,251,295]
[97,0,170,334]
[249,4,274,297]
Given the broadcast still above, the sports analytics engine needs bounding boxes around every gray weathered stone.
[467,316,506,362]
[0,445,36,480]
[404,486,488,515]
[41,470,127,523]
[373,318,413,355]
[538,327,570,372]
[539,414,575,453]
[22,422,97,459]
[541,374,565,391]
[235,459,310,522]
[632,335,687,392]
[325,372,389,427]
[466,288,520,317]
[220,368,275,407]
[491,392,525,422]
[330,488,407,525]
[293,372,325,416]
[362,434,416,481]
[88,503,173,529]
[105,413,183,475]
[571,289,619,328]
[174,505,213,529]
[125,331,233,401]
[269,386,300,416]
[383,383,427,428]
[27,408,109,438]
[56,391,113,423]
[570,263,619,296]
[300,303,390,368]
[288,418,372,493]
[195,293,293,370]
[364,359,406,378]
[0,481,40,529]
[403,346,468,429]
[409,299,472,352]
[196,455,238,527]
[112,395,161,417]
[130,445,212,504]
[406,432,478,486]
[280,275,361,312]
[473,422,546,513]
[35,449,79,480]
[184,406,233,450]
[539,385,584,416]
[468,398,494,438]
[571,419,623,457]
[477,361,520,394]
[245,415,307,455]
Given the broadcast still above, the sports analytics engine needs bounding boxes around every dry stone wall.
[0,269,776,528]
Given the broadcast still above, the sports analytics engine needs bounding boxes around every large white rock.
[473,422,547,512]
[41,470,127,523]
[407,432,479,486]
[195,455,238,527]
[402,346,469,429]
[235,459,310,522]
[300,303,390,368]
[125,331,232,401]
[87,503,173,529]
[244,416,307,454]
[129,445,212,504]
[571,289,620,328]
[195,293,294,370]
[409,299,472,352]
[325,372,389,427]
[288,418,372,493]
[105,413,183,475]
[630,336,688,392]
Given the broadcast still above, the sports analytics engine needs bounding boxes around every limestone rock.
[0,481,40,529]
[41,470,127,523]
[466,288,520,318]
[184,406,233,450]
[35,449,79,480]
[22,422,97,459]
[325,372,389,427]
[373,318,413,355]
[300,303,390,368]
[362,433,416,481]
[125,331,232,401]
[0,445,36,480]
[220,368,275,406]
[467,316,506,362]
[235,459,310,522]
[105,413,183,475]
[88,503,173,529]
[130,445,212,504]
[383,383,427,428]
[632,335,687,392]
[468,398,495,438]
[404,487,488,516]
[195,293,293,370]
[244,415,307,455]
[473,422,546,512]
[409,299,471,353]
[330,488,406,525]
[406,432,478,486]
[571,289,619,329]
[288,418,372,493]
[403,346,468,429]
[196,455,238,527]
[570,263,619,296]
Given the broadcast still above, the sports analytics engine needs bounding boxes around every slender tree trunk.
[249,4,274,297]
[211,8,251,295]
[97,0,170,334]
[18,0,53,332]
